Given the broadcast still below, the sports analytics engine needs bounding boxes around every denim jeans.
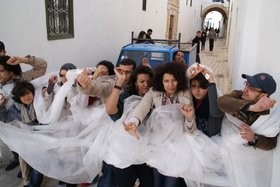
[154,168,187,187]
[97,162,118,187]
[28,169,43,187]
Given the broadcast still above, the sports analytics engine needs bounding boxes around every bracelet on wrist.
[114,85,122,90]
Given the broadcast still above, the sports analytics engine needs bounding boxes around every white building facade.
[0,0,204,72]
[227,0,280,102]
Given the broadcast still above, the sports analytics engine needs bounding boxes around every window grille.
[45,0,74,40]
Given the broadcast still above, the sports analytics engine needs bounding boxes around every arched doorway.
[201,5,228,39]
[166,0,180,40]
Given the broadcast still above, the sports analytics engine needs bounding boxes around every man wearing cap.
[217,72,278,187]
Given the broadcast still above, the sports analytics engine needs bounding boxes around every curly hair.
[12,81,35,104]
[128,65,154,95]
[153,62,188,92]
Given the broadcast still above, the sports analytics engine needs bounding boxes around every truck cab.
[116,32,197,68]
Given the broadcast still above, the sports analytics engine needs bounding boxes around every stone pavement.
[0,38,230,187]
[200,38,231,95]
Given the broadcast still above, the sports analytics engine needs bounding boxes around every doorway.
[168,15,174,39]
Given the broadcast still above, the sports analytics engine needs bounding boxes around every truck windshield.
[120,50,170,68]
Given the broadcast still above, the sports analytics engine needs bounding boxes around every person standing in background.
[192,31,202,63]
[201,29,207,51]
[208,28,216,52]
[146,29,154,44]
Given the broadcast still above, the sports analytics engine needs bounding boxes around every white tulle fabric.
[1,68,278,186]
[143,104,227,186]
[271,132,280,187]
[0,82,228,185]
[220,104,280,187]
[0,69,114,183]
[103,95,148,168]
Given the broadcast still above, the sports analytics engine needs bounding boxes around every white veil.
[0,70,115,183]
[220,104,280,187]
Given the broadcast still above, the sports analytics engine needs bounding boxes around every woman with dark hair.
[124,62,223,187]
[0,81,44,187]
[136,31,147,43]
[41,63,79,124]
[188,63,224,137]
[123,62,194,187]
[43,63,77,95]
[105,65,154,187]
[91,60,115,80]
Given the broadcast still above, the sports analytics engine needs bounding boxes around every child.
[0,81,43,187]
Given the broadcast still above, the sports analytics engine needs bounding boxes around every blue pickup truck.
[116,32,197,68]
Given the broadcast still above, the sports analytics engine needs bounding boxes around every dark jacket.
[201,31,207,43]
[192,36,201,54]
[0,103,40,125]
[194,83,224,137]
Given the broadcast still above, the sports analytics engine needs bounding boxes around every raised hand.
[249,95,276,112]
[7,56,28,65]
[123,122,140,140]
[92,66,103,79]
[45,75,58,94]
[49,75,58,84]
[77,69,92,88]
[141,58,151,68]
[114,67,126,86]
[187,63,203,79]
[201,69,215,83]
[180,104,195,122]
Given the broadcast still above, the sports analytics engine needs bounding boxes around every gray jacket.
[130,88,196,132]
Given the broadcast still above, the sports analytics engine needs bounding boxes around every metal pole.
[131,32,134,44]
[178,33,181,49]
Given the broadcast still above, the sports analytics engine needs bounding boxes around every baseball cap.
[242,73,277,96]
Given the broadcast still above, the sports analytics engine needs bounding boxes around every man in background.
[192,31,202,63]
